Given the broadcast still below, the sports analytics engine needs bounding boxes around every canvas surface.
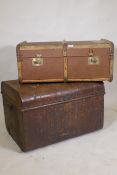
[0,0,117,174]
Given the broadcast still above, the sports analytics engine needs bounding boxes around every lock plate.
[88,56,100,65]
[32,54,43,66]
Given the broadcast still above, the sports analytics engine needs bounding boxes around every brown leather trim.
[17,62,22,82]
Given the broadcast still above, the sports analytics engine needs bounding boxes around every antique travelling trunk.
[1,80,105,151]
[16,39,114,83]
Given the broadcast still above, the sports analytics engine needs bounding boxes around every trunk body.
[17,39,114,83]
[1,80,105,151]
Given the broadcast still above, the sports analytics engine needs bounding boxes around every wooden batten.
[21,79,64,83]
[17,62,22,82]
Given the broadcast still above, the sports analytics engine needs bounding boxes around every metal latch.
[88,49,99,65]
[32,54,43,66]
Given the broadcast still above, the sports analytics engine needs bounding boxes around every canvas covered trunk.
[1,80,105,151]
[17,39,114,83]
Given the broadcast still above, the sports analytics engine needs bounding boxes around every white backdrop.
[0,0,117,174]
[0,0,117,107]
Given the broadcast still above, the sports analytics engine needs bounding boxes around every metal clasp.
[32,54,43,66]
[88,49,99,65]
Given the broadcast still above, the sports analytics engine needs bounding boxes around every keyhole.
[91,57,97,63]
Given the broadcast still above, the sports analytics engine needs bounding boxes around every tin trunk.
[1,80,105,151]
